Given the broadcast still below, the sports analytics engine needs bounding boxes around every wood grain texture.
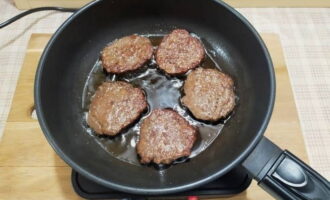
[14,0,91,9]
[0,33,307,199]
[262,34,308,163]
[0,167,81,200]
[0,122,66,167]
[7,34,50,123]
[13,0,330,9]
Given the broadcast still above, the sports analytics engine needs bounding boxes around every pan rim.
[34,0,275,195]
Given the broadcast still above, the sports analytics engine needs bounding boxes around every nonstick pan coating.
[35,0,275,194]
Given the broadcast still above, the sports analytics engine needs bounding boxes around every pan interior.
[82,35,231,167]
[36,0,274,194]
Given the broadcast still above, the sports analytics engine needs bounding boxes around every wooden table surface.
[0,33,308,199]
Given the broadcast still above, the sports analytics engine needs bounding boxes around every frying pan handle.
[242,137,330,200]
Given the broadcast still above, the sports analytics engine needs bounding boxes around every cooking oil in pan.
[82,35,228,167]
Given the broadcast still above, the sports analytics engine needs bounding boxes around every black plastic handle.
[242,137,330,200]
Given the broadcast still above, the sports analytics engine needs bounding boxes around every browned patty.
[181,68,236,121]
[101,35,153,74]
[156,29,205,75]
[87,81,147,136]
[137,109,197,164]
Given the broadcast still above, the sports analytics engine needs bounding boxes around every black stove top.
[71,167,252,199]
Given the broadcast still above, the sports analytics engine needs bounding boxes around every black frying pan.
[35,0,330,199]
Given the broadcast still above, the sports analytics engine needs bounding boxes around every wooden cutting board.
[0,33,308,200]
[13,0,330,9]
